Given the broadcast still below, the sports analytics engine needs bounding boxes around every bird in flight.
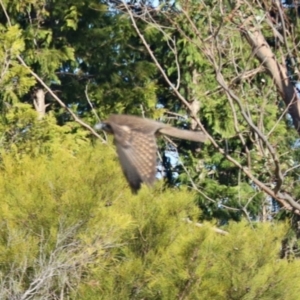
[95,114,207,193]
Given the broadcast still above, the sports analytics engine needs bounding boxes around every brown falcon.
[95,114,207,193]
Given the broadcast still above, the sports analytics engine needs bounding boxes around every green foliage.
[143,0,300,224]
[0,24,36,103]
[0,108,297,298]
[0,141,119,297]
[0,103,88,156]
[0,0,299,223]
[80,214,300,299]
[0,1,300,296]
[0,141,298,299]
[12,0,159,117]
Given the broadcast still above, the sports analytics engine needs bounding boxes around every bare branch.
[183,218,229,235]
[239,19,300,133]
[124,2,209,135]
[122,1,300,214]
[16,55,105,142]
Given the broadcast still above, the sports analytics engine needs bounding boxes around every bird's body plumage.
[96,114,207,193]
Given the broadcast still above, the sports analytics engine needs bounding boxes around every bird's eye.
[103,123,113,133]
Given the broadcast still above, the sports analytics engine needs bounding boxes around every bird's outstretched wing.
[108,114,207,142]
[113,124,157,193]
[95,114,208,193]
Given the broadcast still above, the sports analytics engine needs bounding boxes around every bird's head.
[94,122,113,133]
